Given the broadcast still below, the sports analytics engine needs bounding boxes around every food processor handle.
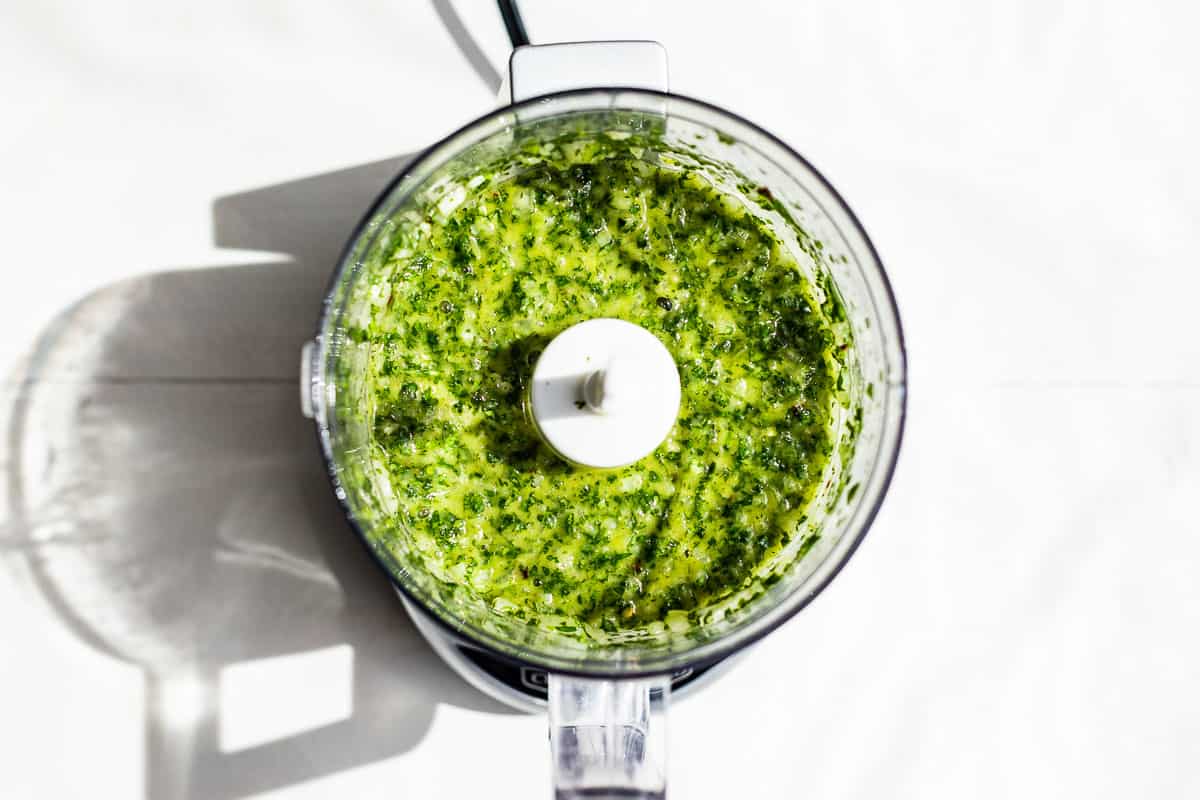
[549,674,671,799]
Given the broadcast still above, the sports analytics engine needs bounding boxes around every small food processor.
[301,13,905,797]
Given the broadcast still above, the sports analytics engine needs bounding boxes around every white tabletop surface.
[2,1,1198,798]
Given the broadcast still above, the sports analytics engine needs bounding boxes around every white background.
[2,1,1198,797]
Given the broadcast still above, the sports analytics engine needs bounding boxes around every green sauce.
[353,132,851,637]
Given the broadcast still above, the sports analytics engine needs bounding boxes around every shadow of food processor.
[1,153,517,800]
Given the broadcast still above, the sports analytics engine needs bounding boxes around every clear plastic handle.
[549,674,671,799]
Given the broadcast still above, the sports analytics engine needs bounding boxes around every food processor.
[300,9,905,796]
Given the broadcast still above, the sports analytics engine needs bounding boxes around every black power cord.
[497,0,530,47]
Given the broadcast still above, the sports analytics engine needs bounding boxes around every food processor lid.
[309,87,907,677]
[529,318,681,469]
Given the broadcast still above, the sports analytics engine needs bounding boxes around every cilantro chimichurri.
[353,132,853,637]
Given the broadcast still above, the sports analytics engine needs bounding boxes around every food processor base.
[397,588,740,713]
